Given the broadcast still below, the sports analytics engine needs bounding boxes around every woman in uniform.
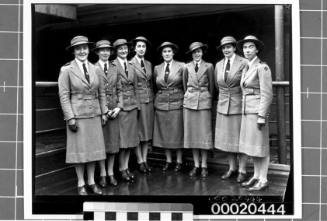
[94,40,121,187]
[183,42,214,178]
[130,36,154,173]
[236,35,273,191]
[153,42,185,172]
[112,39,140,182]
[58,35,107,195]
[214,36,248,183]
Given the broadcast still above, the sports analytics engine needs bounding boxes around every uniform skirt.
[103,116,120,154]
[119,109,139,148]
[66,116,106,163]
[183,108,212,149]
[138,102,154,142]
[214,113,242,153]
[239,114,270,157]
[153,109,183,149]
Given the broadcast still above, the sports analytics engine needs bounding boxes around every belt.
[158,88,183,94]
[242,88,260,95]
[71,92,98,100]
[188,87,208,92]
[219,87,241,95]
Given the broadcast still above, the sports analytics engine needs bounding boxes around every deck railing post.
[275,5,287,164]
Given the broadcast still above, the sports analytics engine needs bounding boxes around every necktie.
[104,62,108,76]
[224,59,230,82]
[82,63,90,83]
[164,63,170,83]
[195,63,199,73]
[124,62,128,78]
[141,60,146,73]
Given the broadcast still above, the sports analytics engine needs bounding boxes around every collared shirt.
[98,59,109,72]
[193,60,202,68]
[248,56,258,69]
[164,60,173,72]
[75,58,89,74]
[135,56,144,65]
[117,57,128,70]
[223,53,236,72]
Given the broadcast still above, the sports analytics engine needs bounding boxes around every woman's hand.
[102,114,108,126]
[110,107,121,119]
[257,116,266,130]
[68,118,78,132]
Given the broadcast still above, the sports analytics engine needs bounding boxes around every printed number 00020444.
[211,203,286,215]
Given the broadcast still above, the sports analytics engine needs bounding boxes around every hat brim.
[65,42,93,51]
[132,38,151,47]
[236,39,264,52]
[113,42,132,50]
[93,46,114,51]
[216,42,236,50]
[186,44,208,54]
[157,44,179,53]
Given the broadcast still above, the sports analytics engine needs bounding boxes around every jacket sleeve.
[133,69,141,110]
[257,63,273,122]
[116,70,124,109]
[58,67,74,121]
[213,63,219,100]
[96,68,109,115]
[153,67,158,94]
[182,65,188,92]
[207,63,215,96]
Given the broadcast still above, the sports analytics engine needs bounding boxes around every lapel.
[226,55,241,86]
[114,58,129,82]
[242,57,260,83]
[217,60,227,87]
[95,61,109,83]
[87,62,96,87]
[158,62,167,86]
[71,60,90,86]
[196,61,207,80]
[144,60,152,79]
[167,60,178,86]
[131,56,147,79]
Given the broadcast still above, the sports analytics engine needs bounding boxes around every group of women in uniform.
[58,34,273,195]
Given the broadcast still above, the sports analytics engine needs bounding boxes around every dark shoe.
[248,180,269,191]
[109,175,118,186]
[189,167,200,177]
[162,162,173,172]
[241,177,259,188]
[126,169,135,179]
[201,167,208,178]
[236,172,247,183]
[138,163,147,173]
[88,184,102,195]
[121,170,131,182]
[144,162,152,172]
[77,185,88,195]
[221,170,237,180]
[174,163,182,172]
[99,176,107,188]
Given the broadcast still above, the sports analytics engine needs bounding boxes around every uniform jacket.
[130,56,154,104]
[240,57,273,121]
[94,61,123,110]
[58,59,108,121]
[153,60,185,110]
[183,61,214,110]
[214,54,248,115]
[112,58,140,111]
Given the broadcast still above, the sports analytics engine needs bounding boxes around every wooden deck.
[35,130,289,200]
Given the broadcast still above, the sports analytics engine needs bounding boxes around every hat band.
[72,41,90,46]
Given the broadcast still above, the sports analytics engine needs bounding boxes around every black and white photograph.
[24,0,301,219]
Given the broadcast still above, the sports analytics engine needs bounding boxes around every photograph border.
[23,0,301,219]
